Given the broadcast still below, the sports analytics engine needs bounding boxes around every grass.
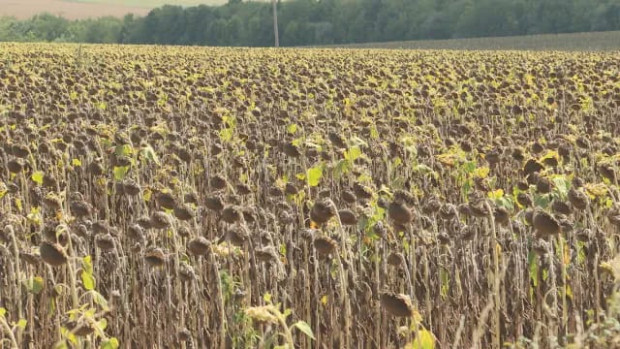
[333,31,620,51]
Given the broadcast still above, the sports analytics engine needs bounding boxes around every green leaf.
[100,337,119,349]
[463,161,477,174]
[81,270,96,291]
[263,293,272,304]
[292,321,315,340]
[91,291,109,310]
[473,166,489,179]
[32,276,45,294]
[392,157,402,168]
[497,197,514,211]
[412,164,434,175]
[114,144,133,157]
[528,251,538,287]
[61,326,77,345]
[534,194,551,209]
[332,159,350,179]
[349,136,368,148]
[307,164,323,187]
[82,256,93,274]
[96,318,108,331]
[113,166,129,181]
[48,298,56,317]
[31,171,44,185]
[344,146,362,162]
[552,176,570,199]
[15,318,27,330]
[140,145,160,165]
[219,128,234,143]
[286,123,298,134]
[25,276,45,295]
[488,189,504,201]
[440,268,450,298]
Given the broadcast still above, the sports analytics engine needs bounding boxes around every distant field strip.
[0,0,226,19]
[69,0,224,8]
[334,31,620,51]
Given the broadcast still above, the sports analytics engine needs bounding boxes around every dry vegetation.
[0,43,620,348]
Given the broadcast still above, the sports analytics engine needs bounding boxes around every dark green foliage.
[1,0,620,46]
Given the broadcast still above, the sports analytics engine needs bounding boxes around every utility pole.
[272,0,279,47]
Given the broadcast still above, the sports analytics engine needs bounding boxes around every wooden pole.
[272,0,279,47]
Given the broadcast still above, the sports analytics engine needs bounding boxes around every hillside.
[334,31,620,51]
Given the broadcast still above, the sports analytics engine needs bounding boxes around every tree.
[2,0,619,46]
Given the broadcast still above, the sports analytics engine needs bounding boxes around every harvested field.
[0,0,150,19]
[335,31,620,52]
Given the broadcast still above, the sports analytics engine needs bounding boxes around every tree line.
[1,0,619,46]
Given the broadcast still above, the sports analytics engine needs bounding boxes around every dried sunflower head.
[188,236,211,256]
[39,241,68,267]
[388,201,413,225]
[245,305,279,324]
[313,235,338,255]
[380,292,414,317]
[310,200,336,225]
[533,209,561,236]
[144,247,166,267]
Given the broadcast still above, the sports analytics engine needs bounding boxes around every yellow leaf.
[488,189,504,201]
[286,123,298,134]
[143,188,151,202]
[71,158,82,167]
[436,153,456,166]
[263,293,272,303]
[605,197,614,208]
[600,255,620,281]
[473,166,490,179]
[539,150,559,163]
[31,171,44,185]
[14,198,22,212]
[0,182,7,199]
[584,183,608,198]
[307,164,323,187]
[320,295,328,306]
[563,241,570,266]
[405,329,436,349]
